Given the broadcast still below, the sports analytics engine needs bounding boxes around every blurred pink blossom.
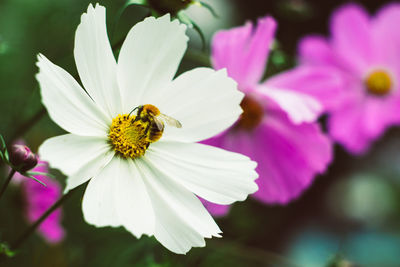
[12,143,65,244]
[271,3,400,154]
[202,16,333,216]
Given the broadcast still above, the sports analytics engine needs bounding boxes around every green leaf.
[0,134,6,151]
[27,171,55,179]
[0,134,9,162]
[177,11,206,50]
[125,0,148,8]
[271,50,287,66]
[0,243,16,258]
[110,0,150,40]
[25,175,47,187]
[196,1,218,18]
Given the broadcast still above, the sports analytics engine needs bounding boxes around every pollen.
[366,70,392,96]
[236,95,264,130]
[108,114,150,158]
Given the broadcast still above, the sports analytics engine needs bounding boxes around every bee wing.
[159,113,182,128]
[153,117,165,131]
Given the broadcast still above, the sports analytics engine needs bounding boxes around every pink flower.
[13,159,65,244]
[270,3,400,154]
[202,16,333,216]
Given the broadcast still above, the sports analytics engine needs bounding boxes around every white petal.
[136,158,221,254]
[117,14,188,112]
[65,150,114,193]
[36,54,110,136]
[258,85,322,124]
[154,68,243,143]
[74,4,121,117]
[38,134,110,176]
[115,158,154,238]
[147,141,258,205]
[82,156,120,227]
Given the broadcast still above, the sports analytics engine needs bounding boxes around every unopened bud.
[9,144,38,173]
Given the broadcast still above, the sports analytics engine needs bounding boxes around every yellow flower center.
[365,70,392,96]
[235,95,264,130]
[109,114,154,159]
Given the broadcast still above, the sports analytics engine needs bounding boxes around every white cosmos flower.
[36,4,258,254]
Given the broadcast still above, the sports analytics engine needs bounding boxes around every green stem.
[0,169,16,200]
[10,187,78,251]
[11,107,47,141]
[184,49,210,66]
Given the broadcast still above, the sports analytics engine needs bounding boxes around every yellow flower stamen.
[365,70,392,96]
[108,114,151,158]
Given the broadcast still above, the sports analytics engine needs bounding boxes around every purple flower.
[270,3,400,154]
[202,16,333,216]
[13,157,65,244]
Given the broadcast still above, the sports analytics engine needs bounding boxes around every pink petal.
[330,4,374,74]
[265,66,344,110]
[372,3,400,78]
[22,161,65,244]
[211,16,277,90]
[203,110,332,205]
[256,85,322,124]
[328,102,370,154]
[200,197,230,217]
[251,112,332,204]
[363,97,396,138]
[298,35,336,66]
[329,93,400,154]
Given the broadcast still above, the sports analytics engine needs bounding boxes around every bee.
[130,104,182,143]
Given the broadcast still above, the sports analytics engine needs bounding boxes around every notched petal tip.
[258,15,277,25]
[128,13,189,51]
[36,53,48,68]
[87,2,105,14]
[256,15,277,33]
[330,2,370,29]
[79,3,106,29]
[154,13,188,39]
[159,13,188,30]
[216,68,243,100]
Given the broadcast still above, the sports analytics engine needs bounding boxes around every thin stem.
[0,169,16,200]
[183,49,211,66]
[10,187,78,250]
[11,107,47,141]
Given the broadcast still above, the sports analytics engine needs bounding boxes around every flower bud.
[9,144,38,173]
[148,0,193,15]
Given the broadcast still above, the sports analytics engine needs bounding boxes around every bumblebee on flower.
[108,104,181,158]
[36,4,258,254]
